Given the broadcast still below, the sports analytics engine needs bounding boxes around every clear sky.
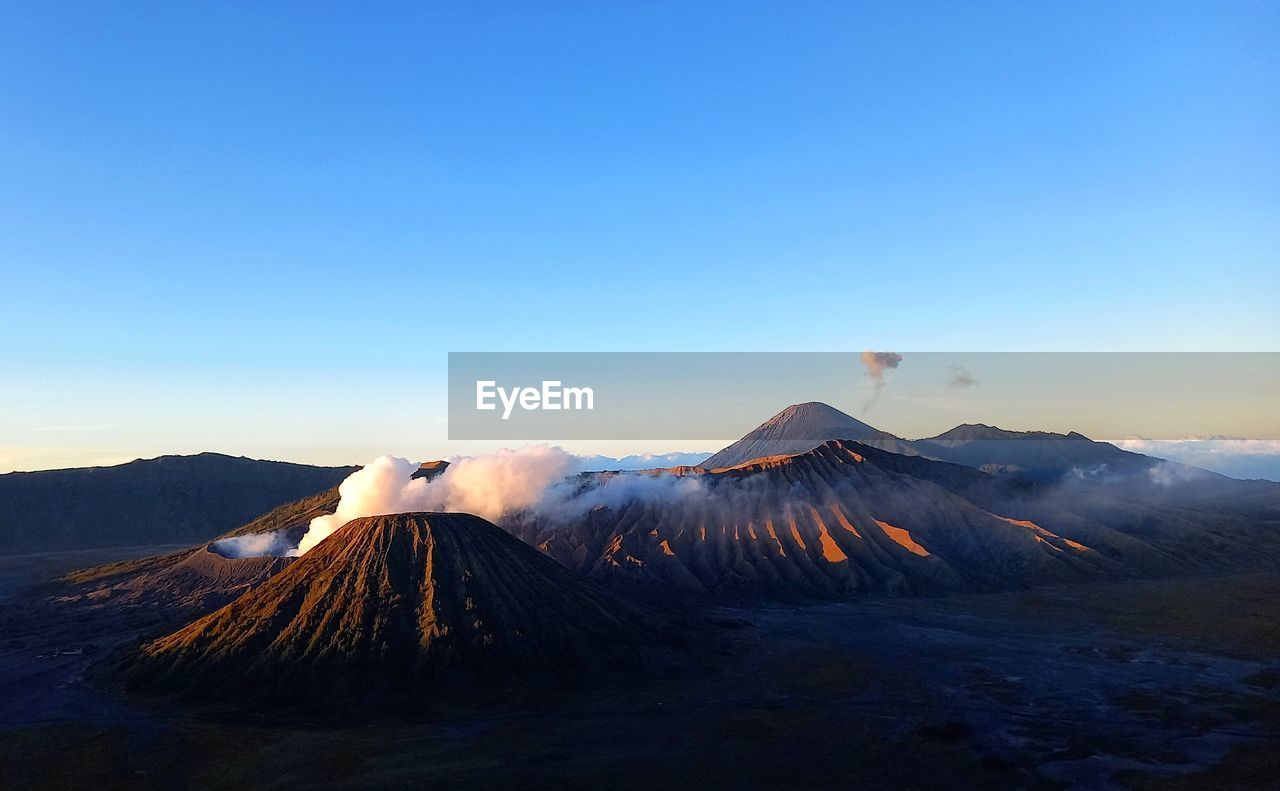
[2,2,1277,472]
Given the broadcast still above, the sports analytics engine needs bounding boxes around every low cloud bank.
[1113,438,1280,482]
[575,452,712,471]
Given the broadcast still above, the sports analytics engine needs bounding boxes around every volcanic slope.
[57,496,324,617]
[510,441,1280,598]
[127,513,665,705]
[60,545,291,615]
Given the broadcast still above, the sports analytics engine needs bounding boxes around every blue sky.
[2,2,1277,471]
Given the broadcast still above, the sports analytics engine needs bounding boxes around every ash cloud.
[948,366,978,388]
[860,350,902,412]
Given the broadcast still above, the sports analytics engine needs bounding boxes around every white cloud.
[1112,438,1280,481]
[293,447,580,555]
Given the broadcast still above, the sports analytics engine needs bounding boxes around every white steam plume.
[292,446,579,555]
[428,445,585,520]
[535,471,709,522]
[210,531,297,559]
[860,350,903,412]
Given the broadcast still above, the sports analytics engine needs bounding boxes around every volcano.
[701,402,907,470]
[514,442,1117,597]
[126,512,664,705]
[510,439,1280,598]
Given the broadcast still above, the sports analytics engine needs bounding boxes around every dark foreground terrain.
[0,550,1276,790]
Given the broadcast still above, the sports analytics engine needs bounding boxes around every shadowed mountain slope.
[60,545,291,614]
[911,424,1159,480]
[0,453,357,553]
[126,512,665,705]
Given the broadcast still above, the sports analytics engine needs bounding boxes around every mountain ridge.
[701,402,906,470]
[924,423,1091,442]
[0,453,358,553]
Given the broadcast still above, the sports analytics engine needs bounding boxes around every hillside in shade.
[0,453,357,553]
[60,461,453,616]
[126,512,665,705]
[911,423,1159,480]
[61,545,292,614]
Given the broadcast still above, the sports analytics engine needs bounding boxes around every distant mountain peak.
[701,402,896,470]
[760,401,868,427]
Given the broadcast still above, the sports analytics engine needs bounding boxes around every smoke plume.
[428,446,581,520]
[292,446,579,555]
[948,366,977,388]
[860,350,903,412]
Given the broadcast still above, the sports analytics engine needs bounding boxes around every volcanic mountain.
[508,440,1280,598]
[126,512,664,705]
[701,402,908,469]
